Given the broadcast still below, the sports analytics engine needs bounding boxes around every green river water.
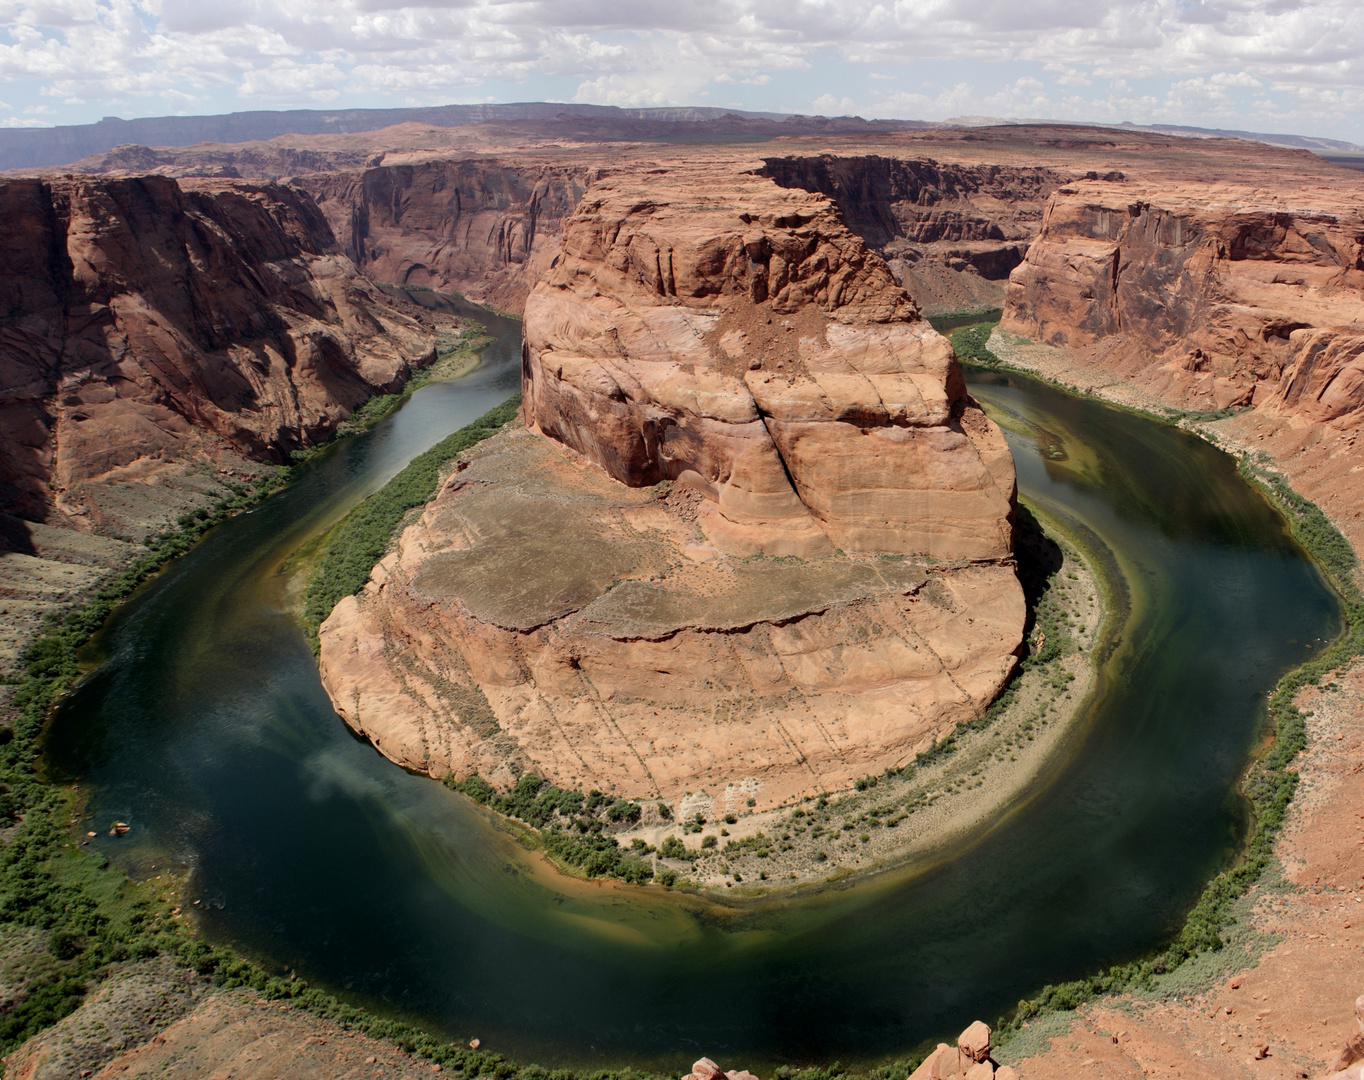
[42,302,1341,1070]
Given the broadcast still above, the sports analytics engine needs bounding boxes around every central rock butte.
[317,163,1026,812]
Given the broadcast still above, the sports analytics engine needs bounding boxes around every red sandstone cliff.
[318,163,1025,807]
[522,164,1018,561]
[304,159,593,312]
[1002,178,1364,415]
[0,174,435,527]
[760,153,1064,297]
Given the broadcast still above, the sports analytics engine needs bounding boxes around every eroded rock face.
[306,159,592,312]
[1002,179,1364,415]
[760,154,1066,315]
[521,165,1018,561]
[0,174,434,525]
[318,427,1024,810]
[319,164,1024,810]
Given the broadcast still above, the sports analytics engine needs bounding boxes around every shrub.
[659,835,689,860]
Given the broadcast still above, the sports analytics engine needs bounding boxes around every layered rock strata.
[761,154,1065,314]
[319,166,1024,810]
[521,166,1018,562]
[305,159,593,312]
[0,174,435,527]
[1002,178,1364,416]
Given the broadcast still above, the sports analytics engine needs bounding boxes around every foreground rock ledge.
[319,164,1024,812]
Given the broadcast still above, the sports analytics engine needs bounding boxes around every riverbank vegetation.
[301,394,521,647]
[0,467,293,1053]
[982,414,1364,1054]
[445,773,658,884]
[1,301,1356,1077]
[290,324,492,467]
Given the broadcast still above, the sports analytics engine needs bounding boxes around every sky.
[2,0,1364,143]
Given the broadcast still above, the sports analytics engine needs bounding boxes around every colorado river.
[43,302,1340,1070]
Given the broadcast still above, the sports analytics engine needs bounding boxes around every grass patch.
[948,322,1006,367]
[301,395,521,647]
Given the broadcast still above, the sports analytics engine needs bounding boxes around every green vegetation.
[996,460,1363,1045]
[301,394,522,646]
[928,309,1003,335]
[947,322,1005,367]
[0,470,294,1053]
[444,773,655,884]
[290,327,492,465]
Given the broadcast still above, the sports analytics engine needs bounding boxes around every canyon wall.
[319,164,1025,810]
[304,160,594,312]
[0,174,435,528]
[522,164,1018,560]
[1002,179,1364,414]
[998,175,1364,554]
[761,154,1066,314]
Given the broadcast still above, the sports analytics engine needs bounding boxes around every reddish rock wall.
[305,159,592,312]
[0,174,434,526]
[318,163,1025,808]
[760,154,1066,314]
[522,164,1018,561]
[1002,179,1364,414]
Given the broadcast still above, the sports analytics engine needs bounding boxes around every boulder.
[958,1020,992,1064]
[1324,994,1364,1079]
[689,1059,725,1080]
[908,1044,955,1080]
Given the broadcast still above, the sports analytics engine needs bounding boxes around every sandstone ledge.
[318,426,1024,812]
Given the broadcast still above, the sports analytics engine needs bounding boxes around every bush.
[443,772,654,884]
[659,835,689,860]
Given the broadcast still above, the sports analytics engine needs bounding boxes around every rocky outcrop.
[1325,995,1364,1080]
[305,159,593,312]
[318,164,1024,811]
[684,1058,759,1080]
[0,174,434,527]
[910,1021,1018,1080]
[522,165,1018,561]
[1001,179,1364,414]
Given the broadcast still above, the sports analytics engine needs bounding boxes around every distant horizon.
[3,100,1359,157]
[4,3,1363,143]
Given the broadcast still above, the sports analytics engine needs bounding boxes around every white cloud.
[0,0,1362,139]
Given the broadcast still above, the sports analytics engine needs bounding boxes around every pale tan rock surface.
[319,163,1023,809]
[3,960,447,1080]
